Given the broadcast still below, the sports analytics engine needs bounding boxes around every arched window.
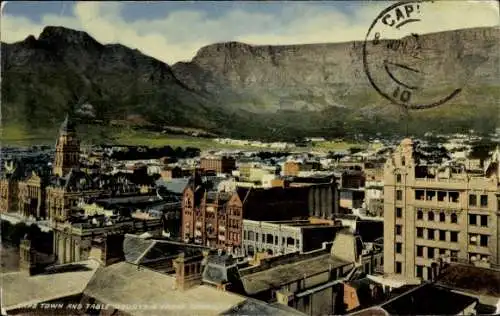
[401,156,406,166]
[439,212,446,222]
[428,211,435,221]
[451,213,458,223]
[417,210,423,220]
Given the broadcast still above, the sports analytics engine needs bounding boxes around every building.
[17,171,47,219]
[52,114,80,177]
[242,219,344,257]
[2,233,303,316]
[341,169,366,189]
[200,156,236,174]
[0,172,19,213]
[287,175,339,219]
[182,186,313,254]
[383,138,500,281]
[52,215,162,264]
[340,188,365,210]
[46,170,108,222]
[200,230,383,316]
[283,161,321,177]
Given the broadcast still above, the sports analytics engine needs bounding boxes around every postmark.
[362,0,462,110]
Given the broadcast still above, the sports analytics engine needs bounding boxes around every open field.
[2,124,364,152]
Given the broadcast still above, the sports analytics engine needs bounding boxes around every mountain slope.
[1,26,499,141]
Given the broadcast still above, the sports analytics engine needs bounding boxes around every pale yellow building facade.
[384,139,500,281]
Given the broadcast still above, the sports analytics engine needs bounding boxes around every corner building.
[384,138,500,281]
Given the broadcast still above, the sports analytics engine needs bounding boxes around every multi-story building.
[242,219,344,257]
[384,138,500,281]
[182,185,314,254]
[0,170,19,213]
[283,161,321,177]
[18,171,47,219]
[200,156,236,174]
[53,114,80,177]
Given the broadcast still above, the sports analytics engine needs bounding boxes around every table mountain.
[2,26,499,141]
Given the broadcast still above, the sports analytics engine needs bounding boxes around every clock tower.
[53,114,80,177]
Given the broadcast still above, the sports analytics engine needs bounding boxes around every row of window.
[243,230,300,247]
[415,209,458,223]
[395,207,459,224]
[469,234,489,247]
[469,214,488,227]
[395,190,491,208]
[469,194,488,207]
[416,227,459,242]
[416,246,458,259]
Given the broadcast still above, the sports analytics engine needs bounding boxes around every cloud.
[1,1,498,64]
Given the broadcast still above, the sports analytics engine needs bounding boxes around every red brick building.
[181,186,312,254]
[200,156,236,174]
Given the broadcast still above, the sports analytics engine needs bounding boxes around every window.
[396,225,402,235]
[428,211,435,221]
[396,207,402,218]
[450,231,458,242]
[256,233,259,241]
[417,246,424,257]
[480,215,488,227]
[417,210,423,220]
[243,230,247,240]
[451,213,458,223]
[396,243,402,254]
[480,195,488,207]
[451,250,458,259]
[396,190,403,201]
[395,262,402,274]
[469,214,477,225]
[396,174,402,183]
[480,235,488,247]
[439,230,446,241]
[401,156,406,166]
[427,229,435,240]
[439,248,446,255]
[416,265,423,278]
[427,247,435,259]
[417,227,423,238]
[439,212,445,222]
[469,194,477,206]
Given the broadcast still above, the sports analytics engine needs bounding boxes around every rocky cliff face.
[2,26,499,140]
[173,27,499,112]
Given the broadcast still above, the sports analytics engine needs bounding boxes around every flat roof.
[381,283,477,315]
[247,220,338,228]
[1,260,100,311]
[240,253,351,295]
[436,263,500,298]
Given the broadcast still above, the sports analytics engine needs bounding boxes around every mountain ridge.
[2,25,499,141]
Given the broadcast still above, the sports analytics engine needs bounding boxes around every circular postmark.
[363,0,462,110]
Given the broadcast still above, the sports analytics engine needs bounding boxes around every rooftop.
[240,253,351,295]
[380,283,478,315]
[436,263,500,298]
[83,261,301,316]
[1,260,100,311]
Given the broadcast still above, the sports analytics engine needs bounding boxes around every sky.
[1,1,499,65]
